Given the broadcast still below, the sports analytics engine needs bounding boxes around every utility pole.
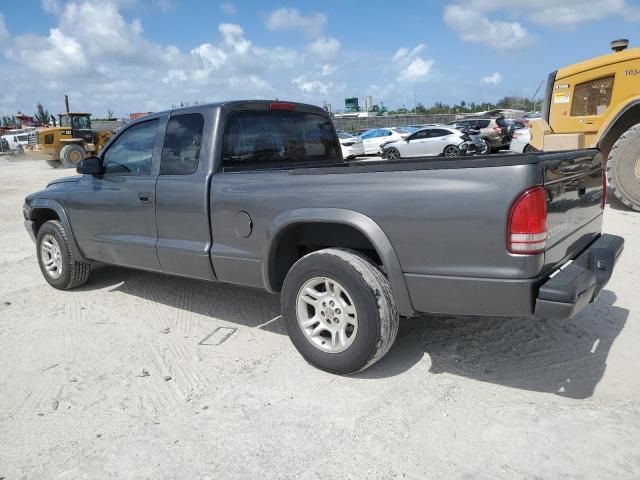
[414,92,417,114]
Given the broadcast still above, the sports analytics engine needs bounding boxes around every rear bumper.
[404,234,624,320]
[534,233,624,320]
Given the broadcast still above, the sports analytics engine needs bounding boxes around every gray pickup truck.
[24,100,624,373]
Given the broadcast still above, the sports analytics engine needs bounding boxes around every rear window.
[477,120,491,128]
[222,111,341,167]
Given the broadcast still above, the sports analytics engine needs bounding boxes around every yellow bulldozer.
[530,39,640,211]
[28,96,113,169]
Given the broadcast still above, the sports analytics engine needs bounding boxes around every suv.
[447,117,512,154]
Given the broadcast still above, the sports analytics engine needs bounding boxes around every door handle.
[138,192,152,202]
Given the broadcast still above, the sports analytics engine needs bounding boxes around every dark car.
[23,100,623,374]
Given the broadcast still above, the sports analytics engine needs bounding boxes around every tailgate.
[542,149,604,273]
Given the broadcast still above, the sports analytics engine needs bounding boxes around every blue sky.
[1,0,639,117]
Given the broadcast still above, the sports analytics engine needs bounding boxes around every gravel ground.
[1,157,639,479]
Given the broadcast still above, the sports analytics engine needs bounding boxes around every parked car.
[336,130,365,159]
[381,127,483,159]
[1,132,31,151]
[23,100,623,374]
[348,128,369,137]
[510,127,536,153]
[447,117,512,154]
[360,127,412,155]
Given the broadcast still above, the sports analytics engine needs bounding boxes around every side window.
[103,119,158,175]
[409,130,428,140]
[222,111,340,168]
[160,114,204,175]
[571,76,614,116]
[429,129,451,137]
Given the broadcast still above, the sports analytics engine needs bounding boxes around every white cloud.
[464,0,634,27]
[321,64,336,76]
[293,76,332,95]
[481,72,503,85]
[0,13,8,39]
[392,44,434,82]
[398,58,434,82]
[219,2,236,15]
[308,36,341,62]
[265,8,326,37]
[444,4,530,50]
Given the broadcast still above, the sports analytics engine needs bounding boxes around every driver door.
[403,130,429,157]
[68,116,166,271]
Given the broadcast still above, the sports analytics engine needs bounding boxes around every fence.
[331,114,457,132]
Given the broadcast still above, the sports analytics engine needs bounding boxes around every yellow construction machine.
[530,39,640,210]
[28,96,113,168]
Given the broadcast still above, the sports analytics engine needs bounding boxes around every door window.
[408,130,429,141]
[103,119,158,175]
[160,114,204,175]
[570,76,614,116]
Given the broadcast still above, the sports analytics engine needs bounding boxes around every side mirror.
[77,156,103,175]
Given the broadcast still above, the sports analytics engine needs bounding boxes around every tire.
[523,144,538,153]
[45,160,62,168]
[281,248,399,374]
[443,145,460,157]
[479,138,491,155]
[60,144,86,168]
[606,124,640,211]
[384,147,401,160]
[36,220,91,290]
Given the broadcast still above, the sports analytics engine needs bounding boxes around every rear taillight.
[270,102,295,111]
[507,186,547,254]
[493,127,502,133]
[602,169,607,209]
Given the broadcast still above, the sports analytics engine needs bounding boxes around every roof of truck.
[556,47,640,80]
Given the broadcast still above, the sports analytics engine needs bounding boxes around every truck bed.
[211,149,604,317]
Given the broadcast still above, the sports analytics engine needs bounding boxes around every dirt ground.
[1,156,639,479]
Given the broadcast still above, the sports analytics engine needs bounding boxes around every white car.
[1,131,31,151]
[336,130,365,159]
[360,127,411,155]
[381,127,473,159]
[509,127,535,153]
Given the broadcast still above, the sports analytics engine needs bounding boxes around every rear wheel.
[60,144,86,169]
[479,138,491,155]
[443,145,460,157]
[281,248,399,374]
[384,147,401,160]
[524,144,538,153]
[606,124,640,211]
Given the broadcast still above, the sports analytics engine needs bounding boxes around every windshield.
[59,115,91,129]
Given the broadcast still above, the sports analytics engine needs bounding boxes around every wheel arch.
[28,199,86,261]
[597,100,640,159]
[262,208,415,317]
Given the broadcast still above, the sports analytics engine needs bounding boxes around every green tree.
[33,103,51,125]
[1,115,20,127]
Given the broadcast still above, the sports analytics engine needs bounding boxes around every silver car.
[381,127,475,159]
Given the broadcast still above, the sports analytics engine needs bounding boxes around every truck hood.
[47,175,82,188]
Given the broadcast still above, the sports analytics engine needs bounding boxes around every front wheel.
[36,220,91,290]
[281,248,399,374]
[606,124,640,211]
[384,147,401,160]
